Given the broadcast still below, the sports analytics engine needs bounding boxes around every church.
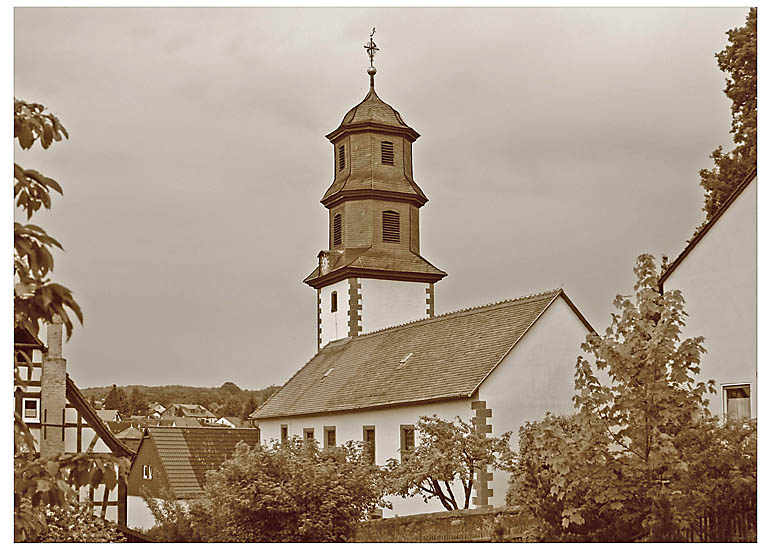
[250,37,594,516]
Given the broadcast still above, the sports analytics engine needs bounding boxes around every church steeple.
[306,33,446,349]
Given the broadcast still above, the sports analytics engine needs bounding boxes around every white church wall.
[359,279,429,334]
[257,398,471,517]
[478,295,590,507]
[663,177,756,419]
[319,279,350,347]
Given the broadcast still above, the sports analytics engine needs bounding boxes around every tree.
[128,387,149,416]
[14,99,129,542]
[14,99,83,339]
[386,415,514,511]
[507,254,756,542]
[103,384,129,415]
[144,438,388,542]
[26,503,126,542]
[241,394,258,420]
[699,8,756,220]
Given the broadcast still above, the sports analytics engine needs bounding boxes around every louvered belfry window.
[381,141,394,165]
[382,210,400,243]
[333,213,342,247]
[337,144,346,171]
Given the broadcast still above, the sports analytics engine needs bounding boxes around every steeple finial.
[364,28,378,89]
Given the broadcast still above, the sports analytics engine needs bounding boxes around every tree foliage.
[507,254,756,542]
[699,8,756,220]
[386,415,514,511]
[14,99,83,340]
[145,438,388,542]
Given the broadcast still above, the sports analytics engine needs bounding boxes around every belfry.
[304,30,446,349]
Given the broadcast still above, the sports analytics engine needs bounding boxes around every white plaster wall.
[319,279,350,347]
[128,495,157,530]
[360,279,429,334]
[257,399,472,517]
[664,177,756,418]
[478,295,590,507]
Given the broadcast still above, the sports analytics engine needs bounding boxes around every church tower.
[305,32,446,349]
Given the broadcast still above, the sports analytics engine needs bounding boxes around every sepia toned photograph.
[13,5,756,542]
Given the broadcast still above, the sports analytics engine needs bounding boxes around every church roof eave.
[304,265,447,289]
[325,122,420,143]
[320,188,428,209]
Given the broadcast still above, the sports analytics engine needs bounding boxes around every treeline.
[80,382,280,420]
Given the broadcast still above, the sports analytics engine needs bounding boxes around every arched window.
[331,291,338,313]
[337,144,346,171]
[381,141,394,165]
[333,213,342,247]
[382,210,400,243]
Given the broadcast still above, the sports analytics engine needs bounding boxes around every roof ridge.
[356,288,563,339]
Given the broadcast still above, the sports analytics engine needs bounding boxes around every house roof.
[304,247,447,288]
[65,376,135,457]
[96,409,120,422]
[13,325,47,350]
[659,167,756,288]
[168,404,216,418]
[252,289,593,420]
[326,86,419,143]
[140,426,261,499]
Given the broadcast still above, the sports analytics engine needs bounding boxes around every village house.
[659,168,757,420]
[126,426,261,529]
[215,416,246,428]
[14,319,135,524]
[249,64,594,516]
[161,403,216,424]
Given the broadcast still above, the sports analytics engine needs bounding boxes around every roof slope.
[253,289,591,420]
[304,247,446,287]
[146,426,261,499]
[659,167,756,288]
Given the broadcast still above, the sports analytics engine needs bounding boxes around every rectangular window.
[303,428,315,446]
[333,213,342,247]
[338,144,346,171]
[363,426,376,464]
[280,424,288,443]
[331,291,338,313]
[382,211,400,243]
[22,398,40,423]
[724,384,751,421]
[324,426,336,448]
[381,141,394,165]
[142,465,152,480]
[400,425,416,461]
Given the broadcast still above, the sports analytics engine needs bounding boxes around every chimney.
[40,315,67,458]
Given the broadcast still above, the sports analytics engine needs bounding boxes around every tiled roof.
[253,289,592,420]
[659,167,757,288]
[146,426,261,499]
[327,87,417,139]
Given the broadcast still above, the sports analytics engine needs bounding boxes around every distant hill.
[80,382,280,419]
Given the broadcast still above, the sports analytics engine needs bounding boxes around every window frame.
[303,428,315,446]
[280,424,288,443]
[400,424,416,462]
[21,397,40,423]
[142,464,153,480]
[337,144,346,172]
[324,426,337,449]
[333,213,342,247]
[381,140,395,166]
[363,426,376,464]
[382,210,400,243]
[722,383,751,421]
[331,291,338,313]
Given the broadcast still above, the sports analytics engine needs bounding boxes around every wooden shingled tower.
[306,31,446,349]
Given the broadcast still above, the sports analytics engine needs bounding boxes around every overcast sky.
[14,6,750,390]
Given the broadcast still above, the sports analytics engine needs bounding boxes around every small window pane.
[23,400,37,418]
[725,385,751,420]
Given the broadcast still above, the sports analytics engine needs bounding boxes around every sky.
[13,6,751,390]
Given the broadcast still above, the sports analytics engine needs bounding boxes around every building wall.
[662,177,757,418]
[319,279,350,347]
[478,295,591,506]
[359,279,430,334]
[127,496,156,530]
[256,398,472,517]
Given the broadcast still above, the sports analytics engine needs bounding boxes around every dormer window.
[333,213,342,247]
[382,210,400,243]
[337,144,346,171]
[331,291,338,313]
[381,141,394,165]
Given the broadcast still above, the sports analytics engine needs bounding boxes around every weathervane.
[364,28,378,87]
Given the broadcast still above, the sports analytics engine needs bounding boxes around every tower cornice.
[326,122,420,143]
[321,188,428,209]
[304,265,446,290]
